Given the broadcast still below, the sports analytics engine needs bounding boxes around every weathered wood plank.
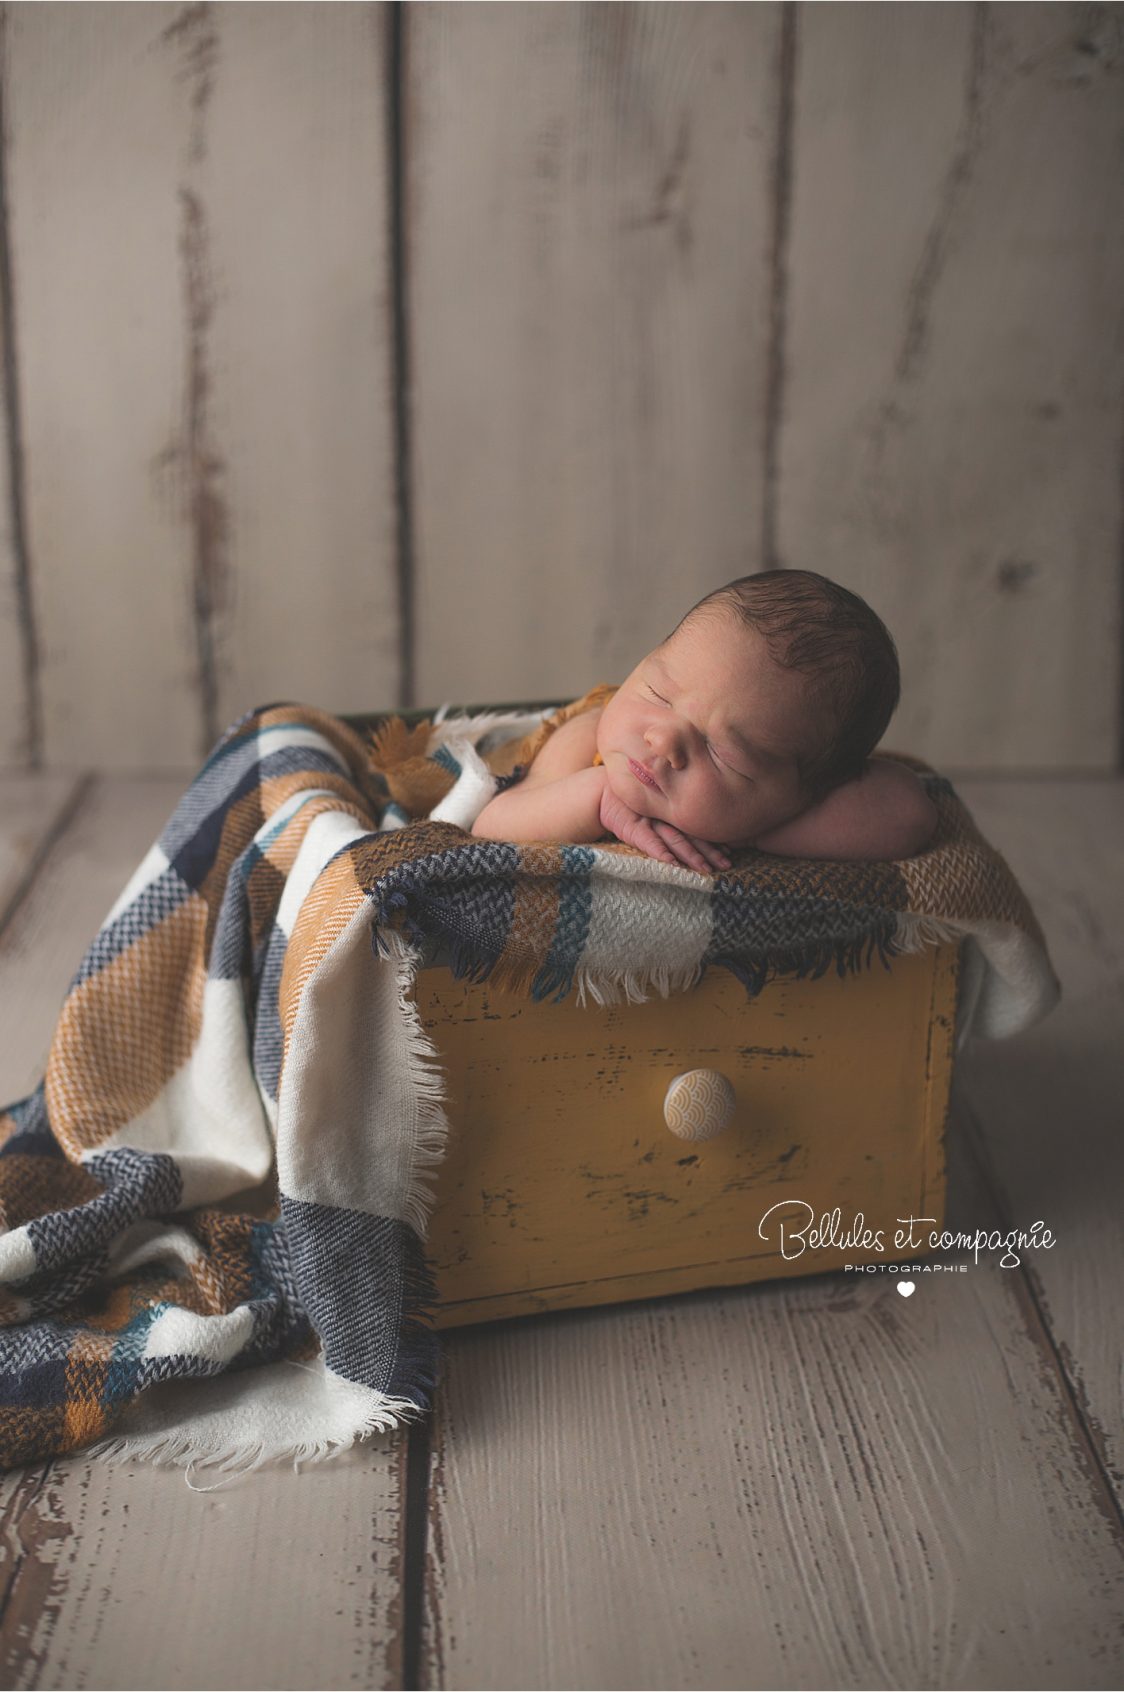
[0,24,34,775]
[4,6,202,771]
[177,2,401,736]
[421,1098,1124,1689]
[408,1,782,705]
[0,1444,407,1692]
[0,772,82,931]
[5,3,401,771]
[953,775,1124,1510]
[0,779,187,1092]
[780,3,1124,770]
[0,776,407,1691]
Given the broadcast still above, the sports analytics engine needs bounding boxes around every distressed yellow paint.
[416,943,959,1327]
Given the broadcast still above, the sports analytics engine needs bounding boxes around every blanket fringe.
[432,940,708,1010]
[383,929,453,1243]
[559,933,916,1009]
[708,923,900,999]
[86,1369,426,1491]
[389,1245,443,1406]
[573,960,706,1008]
[892,910,968,952]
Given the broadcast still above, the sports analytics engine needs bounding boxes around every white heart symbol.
[897,1280,916,1298]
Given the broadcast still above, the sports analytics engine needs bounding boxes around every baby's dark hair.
[676,570,901,800]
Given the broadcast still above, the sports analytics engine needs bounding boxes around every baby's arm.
[753,759,938,861]
[472,763,609,845]
[471,710,606,844]
[471,710,728,872]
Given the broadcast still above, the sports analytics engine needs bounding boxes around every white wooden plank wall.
[1,1,400,772]
[0,2,1119,770]
[781,3,1124,771]
[187,3,401,738]
[6,4,207,772]
[0,110,31,770]
[408,1,780,703]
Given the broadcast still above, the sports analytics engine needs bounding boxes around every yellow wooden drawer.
[414,943,959,1327]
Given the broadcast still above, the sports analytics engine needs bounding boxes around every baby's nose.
[645,720,687,767]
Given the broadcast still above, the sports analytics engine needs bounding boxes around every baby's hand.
[599,785,731,875]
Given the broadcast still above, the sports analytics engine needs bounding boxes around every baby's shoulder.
[525,703,603,783]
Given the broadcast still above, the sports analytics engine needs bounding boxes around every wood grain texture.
[952,776,1124,1511]
[779,3,1124,771]
[4,5,202,771]
[407,2,782,705]
[176,2,402,738]
[0,772,82,930]
[0,28,33,774]
[4,3,401,771]
[0,775,407,1691]
[1,1,1119,773]
[421,1123,1124,1690]
[0,1447,407,1692]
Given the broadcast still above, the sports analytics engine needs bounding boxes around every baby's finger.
[651,822,713,874]
[690,836,732,872]
[625,818,678,865]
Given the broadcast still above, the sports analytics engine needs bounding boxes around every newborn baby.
[471,570,937,872]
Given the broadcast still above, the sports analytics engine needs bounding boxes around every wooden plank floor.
[0,773,1121,1690]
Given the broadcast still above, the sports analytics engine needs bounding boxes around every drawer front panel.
[414,946,958,1325]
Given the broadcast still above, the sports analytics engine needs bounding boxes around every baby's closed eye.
[643,678,752,779]
[707,742,752,780]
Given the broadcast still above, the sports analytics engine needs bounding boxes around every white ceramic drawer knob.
[663,1069,736,1141]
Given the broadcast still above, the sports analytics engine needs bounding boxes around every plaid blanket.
[0,700,1060,1479]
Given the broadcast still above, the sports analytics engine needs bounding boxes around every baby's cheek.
[695,788,776,846]
[675,788,740,842]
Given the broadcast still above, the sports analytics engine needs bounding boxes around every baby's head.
[595,570,901,847]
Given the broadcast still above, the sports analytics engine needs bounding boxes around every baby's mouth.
[627,757,662,792]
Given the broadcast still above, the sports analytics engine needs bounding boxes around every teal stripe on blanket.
[531,846,595,1003]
